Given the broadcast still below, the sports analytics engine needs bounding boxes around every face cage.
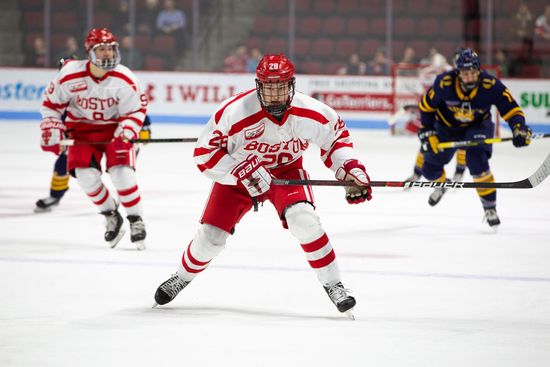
[89,43,121,71]
[255,78,296,117]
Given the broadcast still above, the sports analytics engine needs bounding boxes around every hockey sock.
[75,168,116,212]
[109,165,143,217]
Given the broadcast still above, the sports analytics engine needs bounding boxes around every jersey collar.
[86,61,111,83]
[262,106,291,126]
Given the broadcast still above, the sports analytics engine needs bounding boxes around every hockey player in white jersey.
[39,28,148,250]
[153,54,372,318]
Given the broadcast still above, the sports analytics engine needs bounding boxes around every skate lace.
[452,173,463,182]
[130,219,145,235]
[326,283,351,304]
[105,212,120,231]
[484,208,499,222]
[161,274,187,297]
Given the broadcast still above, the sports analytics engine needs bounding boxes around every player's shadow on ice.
[141,305,351,321]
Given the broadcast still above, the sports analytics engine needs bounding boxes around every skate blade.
[108,228,126,248]
[133,240,146,251]
[345,309,355,320]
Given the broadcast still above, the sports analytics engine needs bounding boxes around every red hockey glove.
[335,159,372,204]
[111,136,133,154]
[512,123,532,147]
[40,119,66,155]
[232,154,272,197]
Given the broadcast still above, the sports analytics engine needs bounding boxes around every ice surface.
[1,121,549,367]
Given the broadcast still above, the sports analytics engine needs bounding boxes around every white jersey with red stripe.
[194,89,357,185]
[40,60,147,133]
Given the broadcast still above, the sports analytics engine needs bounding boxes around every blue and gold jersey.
[418,70,525,131]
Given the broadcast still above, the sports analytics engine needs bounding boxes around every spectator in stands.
[419,47,439,66]
[55,36,81,65]
[223,45,248,73]
[395,46,417,76]
[138,0,160,35]
[120,35,144,70]
[367,48,391,75]
[246,48,263,73]
[494,48,509,77]
[26,36,47,67]
[156,0,186,35]
[398,46,416,66]
[337,53,366,75]
[535,5,550,41]
[513,2,534,43]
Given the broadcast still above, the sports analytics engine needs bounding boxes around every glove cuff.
[40,118,66,131]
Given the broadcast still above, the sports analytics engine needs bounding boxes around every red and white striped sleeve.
[112,68,147,135]
[193,103,240,185]
[307,105,355,171]
[40,72,70,124]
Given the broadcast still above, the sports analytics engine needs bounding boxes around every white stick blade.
[527,153,550,188]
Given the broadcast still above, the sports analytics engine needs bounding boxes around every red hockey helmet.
[84,28,120,70]
[255,54,296,116]
[85,28,117,51]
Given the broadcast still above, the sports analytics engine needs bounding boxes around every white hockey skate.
[403,173,421,191]
[452,171,464,182]
[34,196,61,213]
[483,207,500,231]
[428,179,451,206]
[324,282,356,320]
[153,273,190,307]
[101,210,125,248]
[127,215,146,250]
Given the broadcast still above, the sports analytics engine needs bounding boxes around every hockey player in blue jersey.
[417,48,532,228]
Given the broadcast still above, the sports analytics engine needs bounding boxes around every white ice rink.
[1,120,549,367]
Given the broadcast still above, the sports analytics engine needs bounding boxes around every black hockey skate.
[127,215,146,250]
[483,207,501,229]
[428,179,451,206]
[101,210,125,248]
[324,282,356,319]
[153,273,190,307]
[34,196,61,213]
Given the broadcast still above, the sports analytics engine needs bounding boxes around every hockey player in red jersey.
[153,54,372,318]
[39,28,148,250]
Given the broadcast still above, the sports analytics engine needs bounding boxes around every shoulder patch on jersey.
[67,80,88,93]
[482,78,496,89]
[244,122,265,140]
[439,75,452,88]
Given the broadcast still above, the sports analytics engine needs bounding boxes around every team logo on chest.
[244,123,265,140]
[68,80,88,93]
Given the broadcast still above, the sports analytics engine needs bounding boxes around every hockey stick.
[60,137,198,146]
[437,133,550,150]
[272,153,550,190]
